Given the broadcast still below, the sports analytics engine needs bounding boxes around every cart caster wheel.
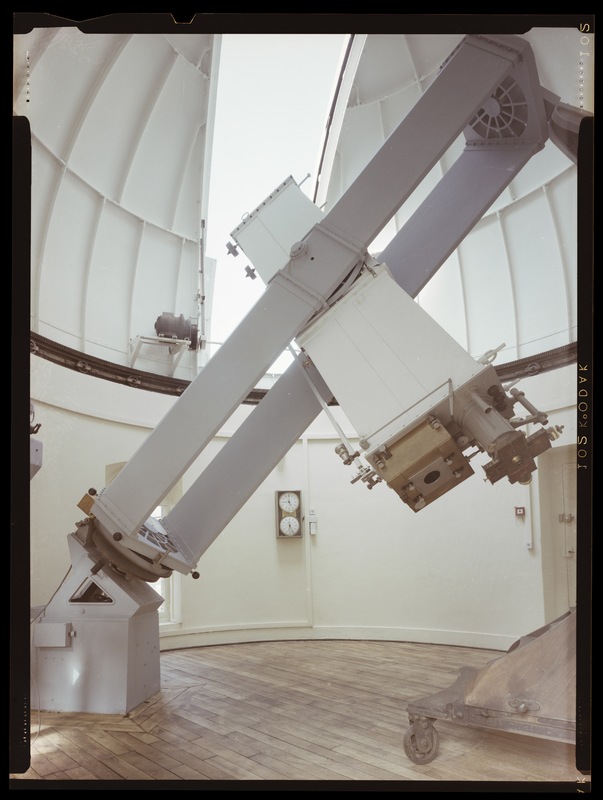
[403,719,439,764]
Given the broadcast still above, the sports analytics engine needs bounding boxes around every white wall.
[29,356,577,652]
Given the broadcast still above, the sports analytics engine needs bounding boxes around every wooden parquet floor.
[9,639,589,788]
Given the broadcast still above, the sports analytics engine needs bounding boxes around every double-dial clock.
[276,490,302,538]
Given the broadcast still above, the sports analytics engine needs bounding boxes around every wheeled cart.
[403,609,576,764]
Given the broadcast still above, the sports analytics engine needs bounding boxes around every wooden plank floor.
[10,639,588,787]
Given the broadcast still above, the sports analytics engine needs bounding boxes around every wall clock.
[276,490,302,538]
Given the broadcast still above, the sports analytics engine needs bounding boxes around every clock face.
[279,515,300,536]
[278,491,300,513]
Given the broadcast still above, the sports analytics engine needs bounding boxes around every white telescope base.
[32,528,164,715]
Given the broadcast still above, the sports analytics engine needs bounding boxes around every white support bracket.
[129,335,189,377]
